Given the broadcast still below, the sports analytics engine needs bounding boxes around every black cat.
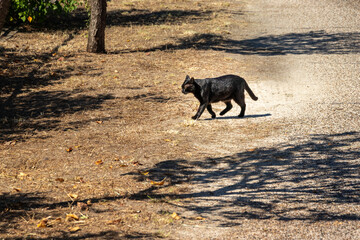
[182,74,258,120]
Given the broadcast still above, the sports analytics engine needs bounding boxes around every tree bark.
[0,0,10,31]
[87,0,107,53]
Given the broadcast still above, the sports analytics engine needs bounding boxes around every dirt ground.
[2,0,360,239]
[0,0,274,239]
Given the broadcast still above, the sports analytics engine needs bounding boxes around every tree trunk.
[0,0,10,31]
[87,0,107,53]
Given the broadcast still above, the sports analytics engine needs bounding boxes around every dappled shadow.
[0,192,162,239]
[126,31,360,55]
[0,192,47,232]
[0,43,109,142]
[0,90,114,142]
[125,93,171,103]
[129,131,360,223]
[4,8,212,32]
[107,9,212,27]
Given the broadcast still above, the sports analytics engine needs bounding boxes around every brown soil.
[0,0,272,239]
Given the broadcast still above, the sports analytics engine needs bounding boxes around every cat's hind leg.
[207,104,216,119]
[220,101,232,116]
[234,95,246,118]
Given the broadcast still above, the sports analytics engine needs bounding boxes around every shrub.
[9,0,80,23]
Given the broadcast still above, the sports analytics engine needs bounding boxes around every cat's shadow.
[204,113,271,121]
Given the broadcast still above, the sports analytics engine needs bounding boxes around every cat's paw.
[211,114,216,119]
[238,114,245,118]
[191,115,198,120]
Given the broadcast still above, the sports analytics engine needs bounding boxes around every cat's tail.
[244,81,258,101]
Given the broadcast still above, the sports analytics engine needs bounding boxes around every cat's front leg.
[192,103,207,120]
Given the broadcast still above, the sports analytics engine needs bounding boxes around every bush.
[9,0,80,23]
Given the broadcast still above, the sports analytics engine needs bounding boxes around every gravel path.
[174,0,360,239]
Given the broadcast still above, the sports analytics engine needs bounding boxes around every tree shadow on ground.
[123,31,360,55]
[4,8,213,33]
[107,9,212,27]
[0,192,162,239]
[129,131,360,223]
[0,41,111,142]
[0,90,114,142]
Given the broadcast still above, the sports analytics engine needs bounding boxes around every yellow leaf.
[95,159,103,165]
[27,16,32,23]
[37,218,48,228]
[65,214,79,221]
[194,216,206,220]
[139,171,149,175]
[66,147,73,152]
[18,172,28,179]
[13,187,21,192]
[171,212,181,220]
[69,226,80,233]
[164,139,171,142]
[150,177,166,186]
[68,193,78,200]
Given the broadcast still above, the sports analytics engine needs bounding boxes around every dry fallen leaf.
[65,214,79,221]
[139,171,149,176]
[69,226,80,233]
[96,121,103,124]
[194,216,206,220]
[13,187,21,192]
[132,161,143,166]
[18,172,28,179]
[150,177,167,186]
[4,140,16,146]
[106,218,122,225]
[164,139,172,142]
[68,193,78,200]
[66,147,73,153]
[95,159,103,165]
[55,178,64,183]
[171,212,181,220]
[37,218,49,228]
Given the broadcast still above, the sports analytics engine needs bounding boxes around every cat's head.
[182,75,195,94]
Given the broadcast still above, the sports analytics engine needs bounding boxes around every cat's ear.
[189,77,195,83]
[185,75,190,80]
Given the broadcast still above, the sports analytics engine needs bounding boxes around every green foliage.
[9,0,80,23]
